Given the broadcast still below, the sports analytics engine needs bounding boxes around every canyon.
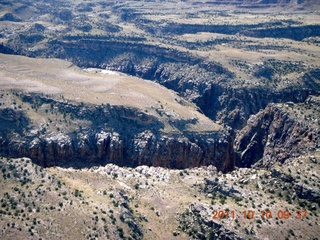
[0,0,319,239]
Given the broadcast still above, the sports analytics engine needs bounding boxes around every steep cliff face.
[2,130,233,171]
[148,22,320,41]
[234,96,320,168]
[0,0,319,174]
[195,84,317,129]
[38,39,320,129]
[43,37,232,96]
[0,92,234,172]
[2,21,319,133]
[37,37,320,130]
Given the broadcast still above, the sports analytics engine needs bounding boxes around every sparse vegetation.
[0,0,319,239]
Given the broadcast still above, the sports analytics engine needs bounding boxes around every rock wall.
[195,85,317,129]
[234,96,320,168]
[2,35,319,132]
[41,39,319,130]
[0,94,235,172]
[0,130,234,172]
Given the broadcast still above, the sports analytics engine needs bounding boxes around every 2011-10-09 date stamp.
[212,209,307,220]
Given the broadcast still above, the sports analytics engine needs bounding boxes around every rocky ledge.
[0,92,235,172]
[234,95,320,168]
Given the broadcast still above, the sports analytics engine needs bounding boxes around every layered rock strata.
[234,96,320,168]
[0,93,234,172]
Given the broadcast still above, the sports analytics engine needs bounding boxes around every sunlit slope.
[0,53,221,133]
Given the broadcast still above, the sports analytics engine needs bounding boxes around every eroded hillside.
[1,0,320,128]
[0,53,234,171]
[0,0,320,239]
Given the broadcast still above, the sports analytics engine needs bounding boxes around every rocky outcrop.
[0,94,235,172]
[40,38,319,129]
[294,182,320,202]
[234,96,320,168]
[1,130,234,171]
[137,19,320,41]
[0,13,21,22]
[178,202,246,240]
[1,0,319,173]
[195,85,317,129]
[2,31,319,131]
[0,108,29,128]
